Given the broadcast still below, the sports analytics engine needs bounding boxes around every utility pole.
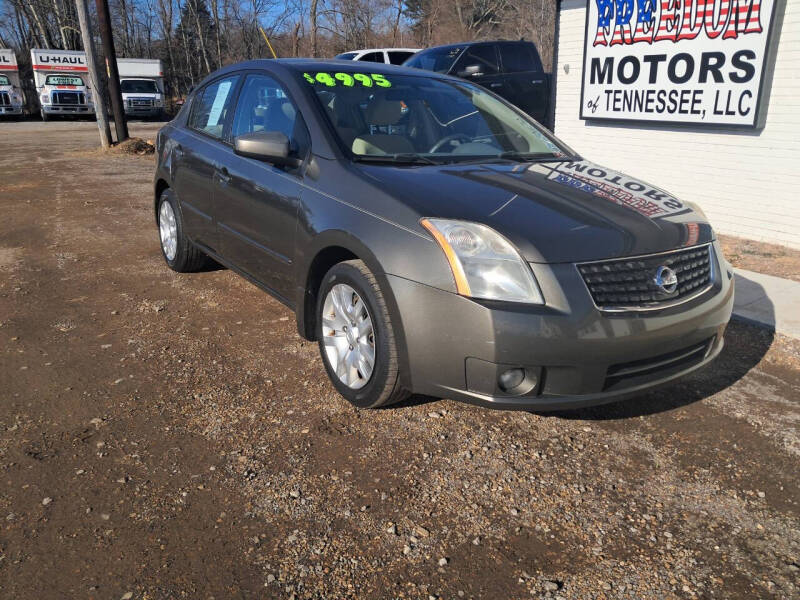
[74,0,112,148]
[94,0,128,142]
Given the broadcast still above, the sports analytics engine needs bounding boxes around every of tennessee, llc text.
[595,88,755,119]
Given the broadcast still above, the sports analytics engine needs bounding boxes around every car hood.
[357,159,713,263]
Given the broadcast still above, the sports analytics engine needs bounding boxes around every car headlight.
[41,94,49,104]
[421,218,544,304]
[11,92,22,104]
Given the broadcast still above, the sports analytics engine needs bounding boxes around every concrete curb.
[732,268,800,341]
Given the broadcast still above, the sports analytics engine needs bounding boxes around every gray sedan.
[153,59,733,410]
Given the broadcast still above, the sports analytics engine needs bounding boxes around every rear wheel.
[157,188,207,272]
[316,260,407,408]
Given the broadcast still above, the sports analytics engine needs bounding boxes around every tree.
[0,0,557,102]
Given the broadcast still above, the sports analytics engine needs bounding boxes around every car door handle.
[216,166,231,184]
[490,82,503,88]
[531,79,544,84]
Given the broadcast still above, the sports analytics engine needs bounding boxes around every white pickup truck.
[31,49,95,120]
[118,58,165,119]
[0,49,24,117]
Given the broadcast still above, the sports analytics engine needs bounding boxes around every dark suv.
[403,40,551,126]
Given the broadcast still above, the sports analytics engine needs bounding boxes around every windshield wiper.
[496,151,575,163]
[353,153,439,165]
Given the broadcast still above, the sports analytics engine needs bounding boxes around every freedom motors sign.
[580,0,781,127]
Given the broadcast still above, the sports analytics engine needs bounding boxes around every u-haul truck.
[31,49,95,120]
[0,49,24,116]
[118,58,165,118]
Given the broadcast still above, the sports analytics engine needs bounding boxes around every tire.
[316,260,408,408]
[157,188,208,272]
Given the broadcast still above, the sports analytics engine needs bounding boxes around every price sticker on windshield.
[303,72,391,88]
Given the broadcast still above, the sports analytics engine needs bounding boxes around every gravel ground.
[1,121,799,599]
[719,235,800,283]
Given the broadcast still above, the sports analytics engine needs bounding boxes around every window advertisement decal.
[580,0,781,127]
[206,80,232,128]
[303,72,392,88]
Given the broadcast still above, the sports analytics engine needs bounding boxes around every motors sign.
[580,0,781,127]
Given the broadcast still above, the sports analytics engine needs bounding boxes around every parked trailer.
[31,49,95,120]
[0,49,24,117]
[117,58,165,118]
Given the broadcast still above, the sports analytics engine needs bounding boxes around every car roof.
[420,40,531,51]
[339,48,421,53]
[211,58,438,78]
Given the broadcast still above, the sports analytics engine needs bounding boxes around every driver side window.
[231,74,309,156]
[453,45,499,76]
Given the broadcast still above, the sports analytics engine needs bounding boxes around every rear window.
[499,43,543,73]
[359,52,385,63]
[404,46,464,73]
[188,75,240,140]
[388,51,414,65]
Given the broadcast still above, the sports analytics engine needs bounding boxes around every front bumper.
[124,106,162,117]
[388,241,734,410]
[42,104,94,115]
[0,105,23,116]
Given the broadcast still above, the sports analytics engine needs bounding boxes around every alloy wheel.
[159,201,178,261]
[321,283,376,389]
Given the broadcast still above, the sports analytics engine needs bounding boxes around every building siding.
[554,0,800,248]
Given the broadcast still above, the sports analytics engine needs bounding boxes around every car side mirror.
[234,131,301,168]
[458,64,483,78]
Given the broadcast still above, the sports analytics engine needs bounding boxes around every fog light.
[498,368,525,392]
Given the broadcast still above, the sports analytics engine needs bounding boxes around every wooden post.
[95,0,129,142]
[74,0,112,148]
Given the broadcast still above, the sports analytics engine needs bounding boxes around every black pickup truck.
[403,40,551,127]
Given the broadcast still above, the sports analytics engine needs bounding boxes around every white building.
[553,0,799,248]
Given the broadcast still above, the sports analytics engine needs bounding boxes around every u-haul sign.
[0,49,17,71]
[580,0,782,127]
[31,49,88,73]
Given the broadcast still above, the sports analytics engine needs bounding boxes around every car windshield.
[45,75,83,86]
[403,46,464,73]
[120,79,158,93]
[303,71,571,163]
[0,75,9,85]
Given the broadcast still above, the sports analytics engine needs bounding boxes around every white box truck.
[0,49,24,116]
[31,49,95,120]
[117,58,165,118]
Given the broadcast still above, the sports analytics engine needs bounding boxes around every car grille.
[577,244,713,311]
[53,91,84,105]
[604,337,714,391]
[130,98,154,107]
[0,92,9,106]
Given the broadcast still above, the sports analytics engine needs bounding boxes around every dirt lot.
[718,235,800,284]
[1,121,799,599]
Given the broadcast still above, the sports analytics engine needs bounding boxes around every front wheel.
[316,260,408,408]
